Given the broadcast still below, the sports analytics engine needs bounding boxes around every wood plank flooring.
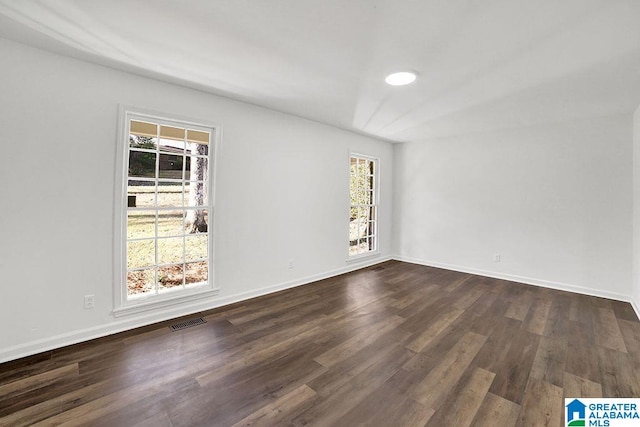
[1,260,639,426]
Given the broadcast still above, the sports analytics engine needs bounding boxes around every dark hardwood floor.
[1,260,639,426]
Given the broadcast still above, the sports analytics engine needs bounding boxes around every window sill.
[113,287,220,318]
[346,251,381,263]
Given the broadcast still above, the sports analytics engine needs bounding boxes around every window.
[349,154,378,257]
[115,109,217,314]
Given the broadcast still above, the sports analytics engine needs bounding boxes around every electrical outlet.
[84,295,95,309]
[494,253,501,262]
[288,259,294,269]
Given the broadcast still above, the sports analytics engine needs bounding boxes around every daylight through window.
[349,155,378,256]
[124,116,214,300]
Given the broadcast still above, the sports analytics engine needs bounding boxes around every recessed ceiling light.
[385,71,416,86]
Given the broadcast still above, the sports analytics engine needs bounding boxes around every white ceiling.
[1,0,639,143]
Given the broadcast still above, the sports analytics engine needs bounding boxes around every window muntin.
[349,155,378,256]
[124,115,214,300]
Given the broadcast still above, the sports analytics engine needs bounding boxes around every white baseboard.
[3,255,634,364]
[631,295,640,321]
[0,255,391,364]
[393,255,634,304]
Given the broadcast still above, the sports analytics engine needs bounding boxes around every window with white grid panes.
[125,116,213,299]
[349,155,378,256]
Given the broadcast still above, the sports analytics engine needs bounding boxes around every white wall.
[0,38,393,362]
[393,115,634,301]
[633,105,640,315]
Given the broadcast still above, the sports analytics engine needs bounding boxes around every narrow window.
[349,154,378,257]
[116,110,217,312]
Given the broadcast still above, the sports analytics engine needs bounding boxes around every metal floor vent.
[169,317,206,331]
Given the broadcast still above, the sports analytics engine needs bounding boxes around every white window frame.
[348,152,380,260]
[113,106,219,317]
